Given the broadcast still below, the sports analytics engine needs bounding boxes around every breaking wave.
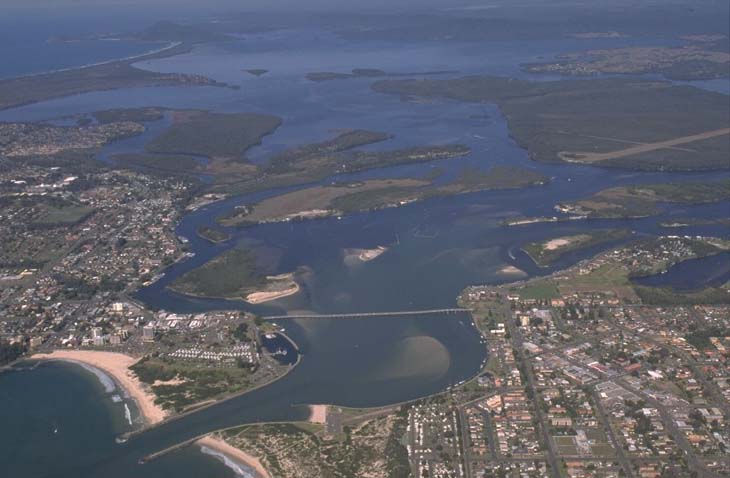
[199,446,256,478]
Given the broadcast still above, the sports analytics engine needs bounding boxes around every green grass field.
[512,280,560,300]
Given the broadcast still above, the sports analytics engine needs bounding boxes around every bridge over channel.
[262,308,470,320]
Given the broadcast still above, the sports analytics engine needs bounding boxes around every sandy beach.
[246,282,300,304]
[198,435,271,478]
[32,350,166,425]
[308,404,328,424]
[245,273,300,304]
[359,246,388,262]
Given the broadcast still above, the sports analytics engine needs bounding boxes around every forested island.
[169,243,299,303]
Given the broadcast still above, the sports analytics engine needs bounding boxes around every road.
[616,378,717,478]
[591,389,636,478]
[503,299,563,478]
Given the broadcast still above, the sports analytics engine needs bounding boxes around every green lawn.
[512,280,560,300]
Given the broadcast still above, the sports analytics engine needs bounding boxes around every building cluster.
[167,344,258,366]
[0,121,144,158]
[0,161,206,358]
[49,170,190,289]
[446,237,730,478]
[407,402,465,478]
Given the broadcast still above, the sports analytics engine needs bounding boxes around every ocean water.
[0,10,168,79]
[1,10,728,478]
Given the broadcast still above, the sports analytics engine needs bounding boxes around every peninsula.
[372,76,730,171]
[0,44,225,111]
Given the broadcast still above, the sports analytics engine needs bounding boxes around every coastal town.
[0,124,298,422]
[411,236,730,478]
[122,235,729,478]
[0,4,728,475]
[1,122,729,478]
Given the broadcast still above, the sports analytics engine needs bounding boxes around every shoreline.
[11,41,182,81]
[198,435,270,478]
[308,404,328,424]
[32,350,166,426]
[246,274,301,304]
[344,246,388,265]
[520,247,549,268]
[123,333,303,440]
[168,274,300,305]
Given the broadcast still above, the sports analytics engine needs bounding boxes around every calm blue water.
[632,251,730,291]
[260,333,299,365]
[1,11,728,478]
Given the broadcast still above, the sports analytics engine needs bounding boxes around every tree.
[232,323,249,341]
[0,340,26,366]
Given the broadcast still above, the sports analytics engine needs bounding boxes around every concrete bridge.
[262,308,470,320]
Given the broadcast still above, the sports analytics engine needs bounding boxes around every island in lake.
[219,166,549,227]
[521,229,632,267]
[169,243,300,304]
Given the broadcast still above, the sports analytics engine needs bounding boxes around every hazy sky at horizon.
[5,0,723,12]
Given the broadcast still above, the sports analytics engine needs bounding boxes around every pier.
[263,308,470,321]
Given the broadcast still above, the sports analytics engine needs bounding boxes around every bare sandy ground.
[308,404,328,424]
[246,283,299,304]
[544,238,574,250]
[246,274,300,304]
[33,350,166,425]
[198,435,271,478]
[559,128,730,163]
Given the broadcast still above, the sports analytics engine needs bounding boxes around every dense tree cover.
[0,340,26,366]
[385,414,411,478]
[635,285,730,306]
[686,326,730,350]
